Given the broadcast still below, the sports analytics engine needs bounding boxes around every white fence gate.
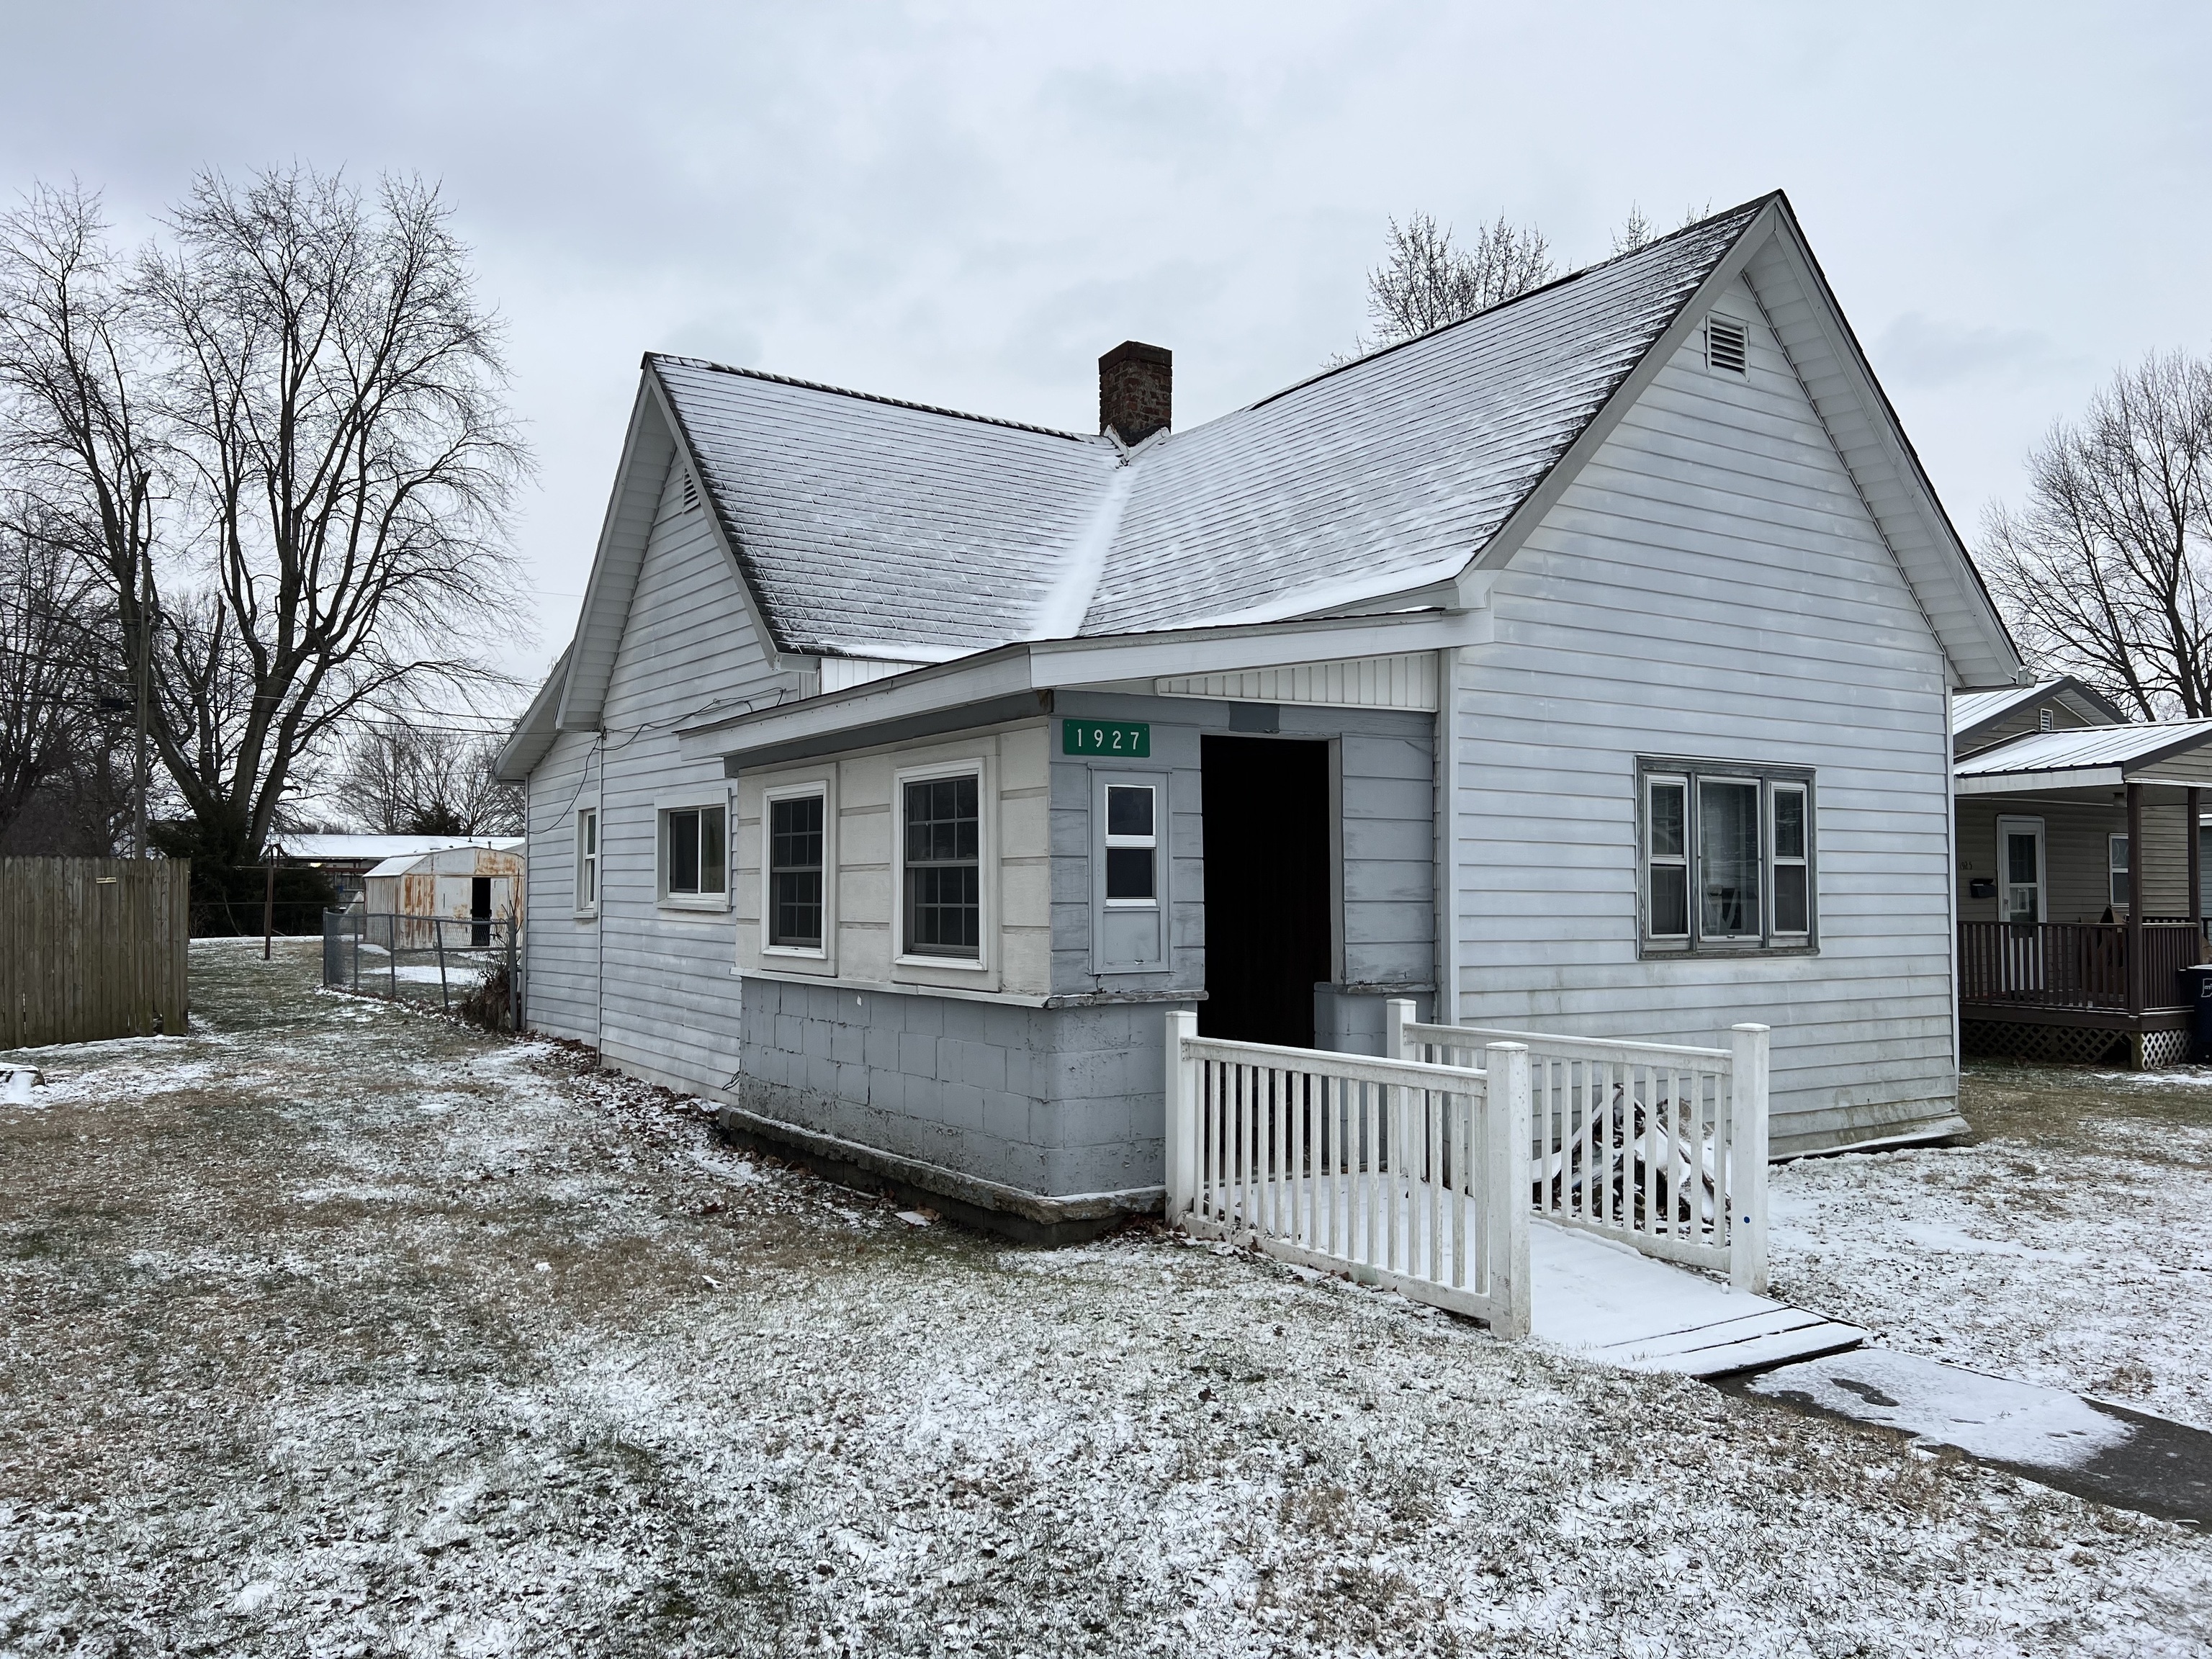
[1392,1003,1770,1293]
[1163,1011,1533,1338]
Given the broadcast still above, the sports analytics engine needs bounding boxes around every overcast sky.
[5,1,2208,712]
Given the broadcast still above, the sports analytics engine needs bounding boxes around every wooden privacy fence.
[1393,1003,1770,1294]
[1163,1011,1534,1338]
[0,858,190,1049]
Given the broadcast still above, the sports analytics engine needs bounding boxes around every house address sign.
[1062,719,1151,757]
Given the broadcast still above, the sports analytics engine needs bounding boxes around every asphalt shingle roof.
[653,199,1768,660]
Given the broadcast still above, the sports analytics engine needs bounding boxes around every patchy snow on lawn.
[1768,1063,2212,1431]
[4,945,2210,1657]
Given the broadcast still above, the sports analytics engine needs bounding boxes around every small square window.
[1103,783,1158,905]
[662,804,726,899]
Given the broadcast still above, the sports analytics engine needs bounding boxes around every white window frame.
[760,775,835,967]
[572,802,600,919]
[1637,757,1817,956]
[656,788,731,914]
[2109,832,2131,911]
[1643,773,1690,942]
[891,755,994,979]
[1769,781,1811,940]
[1102,781,1161,911]
[1996,814,2047,925]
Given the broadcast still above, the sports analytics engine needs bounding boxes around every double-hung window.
[661,802,727,903]
[2109,835,2131,909]
[768,792,826,950]
[574,807,598,914]
[1640,760,1816,953]
[1104,783,1158,905]
[903,773,981,958]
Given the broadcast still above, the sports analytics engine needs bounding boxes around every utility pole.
[131,509,152,860]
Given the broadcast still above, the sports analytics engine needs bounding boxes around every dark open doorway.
[1200,735,1332,1046]
[470,876,493,948]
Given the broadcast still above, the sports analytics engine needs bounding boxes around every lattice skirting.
[2138,1028,2195,1069]
[1961,1020,2128,1067]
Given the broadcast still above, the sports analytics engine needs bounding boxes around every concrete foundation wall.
[739,977,1192,1200]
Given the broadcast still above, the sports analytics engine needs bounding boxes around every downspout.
[1435,647,1460,1026]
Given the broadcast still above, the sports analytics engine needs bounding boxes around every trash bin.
[2181,964,2212,1062]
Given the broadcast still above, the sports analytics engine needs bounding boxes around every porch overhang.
[1954,768,2212,802]
[675,607,1485,769]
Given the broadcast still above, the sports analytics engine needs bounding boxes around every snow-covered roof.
[657,203,1764,655]
[1954,719,2212,778]
[519,189,2022,766]
[274,834,517,863]
[359,839,524,879]
[1951,678,2126,738]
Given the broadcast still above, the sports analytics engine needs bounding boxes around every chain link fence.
[323,909,523,1031]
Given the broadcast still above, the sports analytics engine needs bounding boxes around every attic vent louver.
[680,472,700,512]
[1705,315,1748,375]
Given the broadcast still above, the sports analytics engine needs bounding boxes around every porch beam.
[2127,781,2144,1015]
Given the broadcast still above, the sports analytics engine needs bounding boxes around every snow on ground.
[1768,1064,2212,1431]
[3,944,2209,1658]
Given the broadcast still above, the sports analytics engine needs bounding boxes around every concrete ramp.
[1530,1218,1864,1377]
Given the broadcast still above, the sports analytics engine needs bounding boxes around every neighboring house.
[1951,690,2212,1066]
[497,192,2024,1238]
[360,841,524,949]
[273,832,520,909]
[1951,678,2126,760]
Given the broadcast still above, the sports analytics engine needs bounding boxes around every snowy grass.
[1,945,2208,1657]
[1768,1061,2212,1431]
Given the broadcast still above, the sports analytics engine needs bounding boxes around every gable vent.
[680,472,700,512]
[1705,315,1748,375]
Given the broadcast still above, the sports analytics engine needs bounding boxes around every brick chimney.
[1099,341,1172,446]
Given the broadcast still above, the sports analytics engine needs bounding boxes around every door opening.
[1200,735,1331,1047]
[470,875,493,949]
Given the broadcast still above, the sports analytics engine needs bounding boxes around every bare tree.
[0,505,117,845]
[1356,212,1555,354]
[1982,351,2212,719]
[1609,201,1713,258]
[0,168,529,886]
[338,719,521,837]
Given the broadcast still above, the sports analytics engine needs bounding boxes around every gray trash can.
[2181,963,2212,1062]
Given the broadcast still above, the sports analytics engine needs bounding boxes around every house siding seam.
[527,453,789,1093]
[1452,284,1962,1156]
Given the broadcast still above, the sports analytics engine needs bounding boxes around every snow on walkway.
[3,944,2209,1657]
[1767,1064,2212,1431]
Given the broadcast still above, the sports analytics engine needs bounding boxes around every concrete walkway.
[1745,1349,2212,1529]
[1528,1218,1865,1377]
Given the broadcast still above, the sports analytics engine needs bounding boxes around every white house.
[497,193,2023,1239]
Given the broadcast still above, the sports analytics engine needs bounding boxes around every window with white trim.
[1640,760,1816,953]
[1104,783,1158,905]
[661,803,727,902]
[903,773,981,958]
[574,807,598,913]
[768,791,826,949]
[2109,834,2131,909]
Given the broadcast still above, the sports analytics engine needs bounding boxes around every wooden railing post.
[1164,1010,1199,1223]
[1729,1023,1771,1293]
[1385,997,1415,1064]
[1483,1040,1532,1340]
[2127,781,2144,1015]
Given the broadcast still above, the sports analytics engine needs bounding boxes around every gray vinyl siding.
[1451,282,1961,1156]
[523,724,602,1043]
[1046,694,1434,1009]
[555,457,789,1096]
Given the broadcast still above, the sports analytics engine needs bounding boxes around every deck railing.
[1957,920,2200,1011]
[1392,1004,1769,1293]
[1163,1012,1532,1338]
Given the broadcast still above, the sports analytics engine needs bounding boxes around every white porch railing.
[1163,1011,1532,1338]
[1390,1002,1770,1293]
